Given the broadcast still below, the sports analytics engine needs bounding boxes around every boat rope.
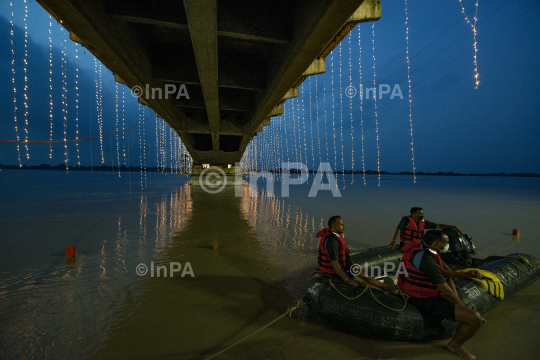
[203,300,304,360]
[328,279,408,311]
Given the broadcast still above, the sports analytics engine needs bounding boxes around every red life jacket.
[398,239,444,298]
[317,228,350,275]
[400,215,425,243]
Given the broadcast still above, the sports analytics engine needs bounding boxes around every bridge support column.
[190,164,243,188]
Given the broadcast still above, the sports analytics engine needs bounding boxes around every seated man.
[387,207,464,251]
[398,230,486,360]
[317,215,400,294]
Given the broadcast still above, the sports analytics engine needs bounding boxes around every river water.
[1,169,539,359]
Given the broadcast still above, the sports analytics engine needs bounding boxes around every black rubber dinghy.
[304,247,540,340]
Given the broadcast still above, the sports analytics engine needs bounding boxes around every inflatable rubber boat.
[303,230,540,340]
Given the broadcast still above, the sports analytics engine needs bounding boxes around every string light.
[284,104,289,165]
[61,27,68,169]
[292,98,297,162]
[301,86,307,167]
[349,32,354,184]
[315,76,321,168]
[139,104,143,188]
[405,0,417,183]
[75,44,80,168]
[115,83,120,176]
[359,26,366,185]
[372,23,381,186]
[156,116,159,171]
[339,38,344,185]
[309,77,314,170]
[10,1,21,167]
[48,16,53,159]
[323,66,328,163]
[143,107,147,185]
[331,51,337,173]
[459,0,480,89]
[122,87,126,168]
[23,0,29,160]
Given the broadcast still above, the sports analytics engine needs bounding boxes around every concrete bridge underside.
[37,0,381,166]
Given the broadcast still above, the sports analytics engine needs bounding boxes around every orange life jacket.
[398,239,444,298]
[317,228,350,275]
[400,215,425,243]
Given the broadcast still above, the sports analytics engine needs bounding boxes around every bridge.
[36,0,381,177]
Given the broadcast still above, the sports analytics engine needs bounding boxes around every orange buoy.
[66,245,76,259]
[213,239,219,250]
[512,229,520,236]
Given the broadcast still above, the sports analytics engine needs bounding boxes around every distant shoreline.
[1,164,539,178]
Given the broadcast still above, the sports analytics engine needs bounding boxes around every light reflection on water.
[0,170,539,359]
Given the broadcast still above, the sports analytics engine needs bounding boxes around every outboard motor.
[440,228,478,268]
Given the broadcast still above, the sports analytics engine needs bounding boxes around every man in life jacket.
[398,230,486,360]
[317,216,401,293]
[387,207,464,251]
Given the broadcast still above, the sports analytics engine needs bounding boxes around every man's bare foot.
[447,343,478,360]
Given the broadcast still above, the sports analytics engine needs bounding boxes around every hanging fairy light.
[95,59,104,163]
[60,27,68,169]
[74,44,80,168]
[292,98,297,162]
[348,32,354,184]
[359,26,366,185]
[405,0,417,183]
[155,116,159,171]
[142,107,147,185]
[23,0,29,160]
[315,76,321,167]
[48,16,53,159]
[372,23,381,186]
[459,0,480,89]
[339,37,344,184]
[284,104,289,165]
[323,67,328,163]
[121,87,126,168]
[309,77,314,170]
[331,51,337,172]
[139,104,143,188]
[115,83,120,175]
[10,2,21,167]
[301,86,307,167]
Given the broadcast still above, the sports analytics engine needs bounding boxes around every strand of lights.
[315,76,321,167]
[156,116,159,171]
[115,83,120,176]
[297,97,302,164]
[372,23,381,186]
[10,2,21,167]
[48,16,53,159]
[359,26,366,185]
[143,107,147,185]
[95,59,104,163]
[74,44,80,167]
[331,51,337,173]
[349,32,354,184]
[302,86,307,167]
[169,126,173,173]
[339,39,344,185]
[139,104,143,188]
[60,27,68,169]
[122,87,126,167]
[323,66,328,162]
[22,0,29,160]
[309,77,314,170]
[284,104,289,165]
[292,98,297,162]
[405,0,417,183]
[459,0,480,89]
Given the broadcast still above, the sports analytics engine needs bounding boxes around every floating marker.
[213,239,219,250]
[66,245,75,258]
[512,229,520,236]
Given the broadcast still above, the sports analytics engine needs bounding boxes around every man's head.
[423,230,449,253]
[410,207,424,221]
[328,216,345,234]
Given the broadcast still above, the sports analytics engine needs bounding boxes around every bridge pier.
[190,164,242,188]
